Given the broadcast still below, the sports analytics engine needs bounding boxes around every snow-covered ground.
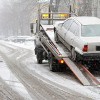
[0,39,99,100]
[0,55,32,100]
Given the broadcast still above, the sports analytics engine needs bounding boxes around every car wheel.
[54,30,59,43]
[71,47,77,61]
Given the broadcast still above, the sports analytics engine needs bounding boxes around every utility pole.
[37,3,40,33]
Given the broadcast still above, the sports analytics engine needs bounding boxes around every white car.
[54,17,100,61]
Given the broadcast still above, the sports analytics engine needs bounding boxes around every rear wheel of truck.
[37,55,42,64]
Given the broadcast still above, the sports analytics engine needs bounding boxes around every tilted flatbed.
[35,24,100,86]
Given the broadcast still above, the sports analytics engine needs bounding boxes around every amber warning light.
[58,59,64,64]
[59,14,69,18]
[42,14,49,19]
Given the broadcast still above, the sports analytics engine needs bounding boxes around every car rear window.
[82,25,100,37]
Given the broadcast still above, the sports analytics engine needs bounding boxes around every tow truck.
[34,12,100,86]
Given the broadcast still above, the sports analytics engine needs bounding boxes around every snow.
[27,62,100,100]
[71,17,100,25]
[0,39,100,100]
[0,55,32,100]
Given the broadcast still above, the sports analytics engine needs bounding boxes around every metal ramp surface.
[43,25,69,57]
[63,58,90,85]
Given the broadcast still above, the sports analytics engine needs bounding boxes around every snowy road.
[0,40,100,100]
[0,77,25,100]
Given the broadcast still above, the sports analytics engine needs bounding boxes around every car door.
[57,19,73,40]
[64,21,80,48]
[61,19,73,39]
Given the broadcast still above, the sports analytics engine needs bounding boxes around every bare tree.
[0,0,39,37]
[77,0,92,16]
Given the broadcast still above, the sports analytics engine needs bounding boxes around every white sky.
[0,1,3,8]
[39,0,49,2]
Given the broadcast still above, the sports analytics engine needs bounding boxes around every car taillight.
[83,45,88,52]
[58,59,64,64]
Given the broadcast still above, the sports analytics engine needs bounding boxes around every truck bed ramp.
[41,25,68,57]
[63,58,90,85]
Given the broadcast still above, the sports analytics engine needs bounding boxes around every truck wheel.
[37,55,42,64]
[54,30,59,43]
[71,47,77,61]
[37,59,42,64]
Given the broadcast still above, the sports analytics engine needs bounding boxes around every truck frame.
[35,24,67,71]
[35,12,70,71]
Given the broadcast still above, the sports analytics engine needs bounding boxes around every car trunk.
[81,37,100,53]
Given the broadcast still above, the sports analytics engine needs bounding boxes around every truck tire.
[35,45,44,64]
[37,55,42,64]
[37,59,42,64]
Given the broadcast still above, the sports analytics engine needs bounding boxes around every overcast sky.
[0,1,3,9]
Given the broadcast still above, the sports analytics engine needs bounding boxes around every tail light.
[58,59,64,64]
[83,45,88,52]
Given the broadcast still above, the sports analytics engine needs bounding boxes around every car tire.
[71,47,77,61]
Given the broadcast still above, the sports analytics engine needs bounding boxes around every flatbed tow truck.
[34,12,100,86]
